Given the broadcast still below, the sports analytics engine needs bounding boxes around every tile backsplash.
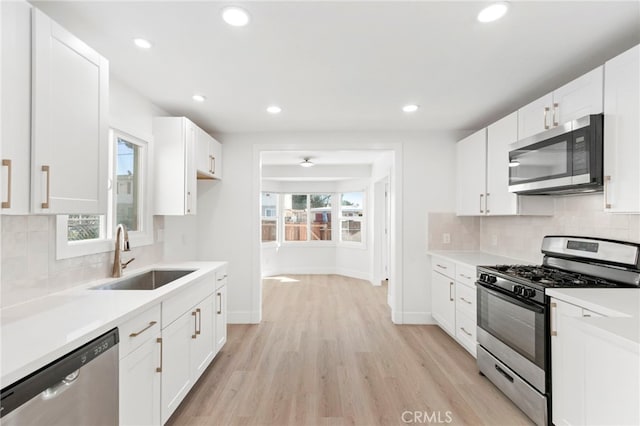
[1,215,164,308]
[428,194,640,263]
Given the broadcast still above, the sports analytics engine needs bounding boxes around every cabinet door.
[486,112,518,216]
[161,311,193,424]
[1,0,31,214]
[210,138,222,179]
[191,294,215,381]
[456,129,487,216]
[551,299,584,426]
[554,66,603,125]
[431,271,455,336]
[604,45,640,213]
[195,127,215,178]
[185,122,197,215]
[518,93,553,140]
[31,9,108,214]
[215,284,227,353]
[120,335,161,426]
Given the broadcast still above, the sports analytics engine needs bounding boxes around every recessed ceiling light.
[133,38,152,49]
[266,105,282,114]
[192,94,206,102]
[300,158,315,168]
[477,2,509,23]
[402,104,419,113]
[222,6,250,27]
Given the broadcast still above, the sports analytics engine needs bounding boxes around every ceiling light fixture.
[299,158,315,168]
[192,94,206,102]
[133,38,152,49]
[266,105,282,114]
[402,104,419,113]
[477,2,510,23]
[222,6,250,27]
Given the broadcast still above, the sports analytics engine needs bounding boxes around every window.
[56,129,152,259]
[279,193,332,242]
[340,191,364,243]
[261,192,277,242]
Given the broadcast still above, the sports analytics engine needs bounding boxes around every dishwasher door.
[1,328,119,426]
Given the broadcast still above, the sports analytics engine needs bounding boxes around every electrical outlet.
[491,234,498,246]
[443,233,451,244]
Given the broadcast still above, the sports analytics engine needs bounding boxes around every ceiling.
[261,150,387,166]
[32,1,640,135]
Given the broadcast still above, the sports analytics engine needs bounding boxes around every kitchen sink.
[91,269,196,291]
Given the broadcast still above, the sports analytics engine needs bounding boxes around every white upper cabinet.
[31,8,109,214]
[486,112,519,215]
[518,66,604,140]
[456,129,487,216]
[604,44,640,213]
[153,117,198,215]
[1,0,31,214]
[195,127,223,180]
[456,118,552,217]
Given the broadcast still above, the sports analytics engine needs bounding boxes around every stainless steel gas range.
[475,236,640,426]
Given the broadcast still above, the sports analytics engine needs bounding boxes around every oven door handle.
[479,283,545,314]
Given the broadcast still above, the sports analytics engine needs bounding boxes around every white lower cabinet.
[120,335,162,426]
[117,265,229,426]
[431,270,456,336]
[118,305,162,426]
[551,298,639,426]
[161,293,215,424]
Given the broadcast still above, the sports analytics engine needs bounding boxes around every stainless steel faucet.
[112,224,135,278]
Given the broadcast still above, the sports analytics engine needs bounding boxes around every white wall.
[189,131,461,324]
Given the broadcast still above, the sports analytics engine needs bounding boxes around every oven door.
[477,282,547,393]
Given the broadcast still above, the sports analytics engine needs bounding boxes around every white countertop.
[0,261,226,388]
[547,288,640,352]
[427,250,533,267]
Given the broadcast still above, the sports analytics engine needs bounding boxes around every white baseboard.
[334,267,372,283]
[227,311,258,324]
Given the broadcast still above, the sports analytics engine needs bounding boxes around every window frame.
[282,193,334,245]
[261,192,279,246]
[338,191,366,247]
[56,129,153,259]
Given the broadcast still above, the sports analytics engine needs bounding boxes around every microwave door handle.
[480,284,545,314]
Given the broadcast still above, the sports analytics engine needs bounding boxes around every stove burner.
[489,264,620,288]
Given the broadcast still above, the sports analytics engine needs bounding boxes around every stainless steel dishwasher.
[1,328,119,425]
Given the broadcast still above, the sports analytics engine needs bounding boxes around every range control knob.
[512,285,523,295]
[488,275,497,284]
[479,273,488,283]
[523,288,536,298]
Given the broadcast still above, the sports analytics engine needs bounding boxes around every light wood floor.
[167,274,533,426]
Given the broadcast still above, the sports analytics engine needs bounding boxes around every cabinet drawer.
[215,264,228,290]
[455,310,477,357]
[456,264,476,287]
[432,257,455,279]
[162,272,215,328]
[455,281,476,317]
[119,304,161,359]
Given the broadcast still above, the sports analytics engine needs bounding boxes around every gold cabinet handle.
[217,292,222,315]
[479,194,484,213]
[196,308,201,335]
[187,191,191,214]
[485,192,490,214]
[550,302,558,336]
[41,165,50,209]
[459,297,472,305]
[2,159,11,209]
[604,175,612,209]
[129,321,157,337]
[449,282,454,302]
[543,106,550,130]
[217,274,228,282]
[436,264,447,270]
[552,102,559,127]
[192,311,198,339]
[156,337,163,373]
[460,327,472,337]
[211,155,216,175]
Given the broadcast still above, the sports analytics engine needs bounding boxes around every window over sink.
[56,129,153,259]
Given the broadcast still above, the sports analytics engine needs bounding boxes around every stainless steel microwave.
[508,114,603,195]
